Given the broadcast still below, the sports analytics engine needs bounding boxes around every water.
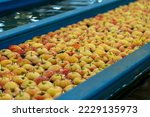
[123,73,150,100]
[0,0,102,33]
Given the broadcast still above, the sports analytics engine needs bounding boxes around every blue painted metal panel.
[0,0,146,100]
[0,0,11,3]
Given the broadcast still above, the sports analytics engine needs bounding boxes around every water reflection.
[123,75,150,100]
[0,0,101,33]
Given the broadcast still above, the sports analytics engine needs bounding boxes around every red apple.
[44,43,56,50]
[0,55,8,61]
[34,76,49,84]
[59,68,70,75]
[9,45,25,55]
[25,86,40,96]
[32,91,51,100]
[43,70,55,78]
[19,43,30,52]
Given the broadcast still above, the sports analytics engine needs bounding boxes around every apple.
[32,91,50,100]
[0,49,12,56]
[73,78,85,85]
[31,43,44,48]
[40,54,52,60]
[26,72,40,80]
[38,81,53,91]
[94,49,106,56]
[0,71,15,80]
[34,66,44,74]
[21,80,37,89]
[50,50,57,56]
[25,51,38,56]
[44,43,56,50]
[72,43,81,49]
[67,72,82,80]
[67,56,79,63]
[6,63,19,71]
[12,75,28,85]
[25,86,40,96]
[9,45,25,55]
[13,67,27,75]
[40,60,52,70]
[80,56,93,63]
[15,92,31,100]
[47,86,62,97]
[25,54,39,64]
[86,43,96,51]
[5,87,20,97]
[0,66,10,74]
[57,53,69,60]
[83,71,95,80]
[119,52,127,58]
[90,53,100,60]
[93,60,106,68]
[48,32,55,37]
[48,65,62,72]
[19,43,30,52]
[81,49,92,56]
[93,68,101,74]
[109,48,120,56]
[53,47,62,53]
[53,92,62,98]
[78,61,87,67]
[6,52,21,60]
[0,77,10,88]
[36,48,48,55]
[64,84,74,92]
[16,58,31,66]
[50,74,64,82]
[59,68,70,76]
[48,57,57,65]
[22,64,34,71]
[67,51,75,56]
[0,55,8,61]
[43,70,55,78]
[34,76,49,84]
[88,64,97,72]
[70,63,81,72]
[54,79,72,88]
[0,92,13,100]
[119,46,125,52]
[101,56,109,63]
[0,60,12,67]
[58,60,69,68]
[3,81,19,90]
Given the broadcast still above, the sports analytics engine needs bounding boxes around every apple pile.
[0,0,150,100]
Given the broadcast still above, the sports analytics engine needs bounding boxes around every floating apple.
[38,81,53,91]
[9,45,25,55]
[32,91,51,100]
[47,86,62,97]
[25,86,40,96]
[0,92,13,100]
[15,92,31,100]
[34,76,49,84]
